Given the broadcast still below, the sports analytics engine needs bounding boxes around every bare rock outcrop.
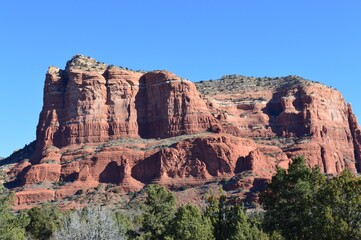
[6,56,360,208]
[131,134,274,186]
[196,75,359,174]
[33,55,219,164]
[137,71,220,138]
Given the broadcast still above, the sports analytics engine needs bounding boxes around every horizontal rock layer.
[6,56,361,207]
[34,57,219,163]
[196,75,361,173]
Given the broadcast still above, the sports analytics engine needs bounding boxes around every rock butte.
[4,55,361,208]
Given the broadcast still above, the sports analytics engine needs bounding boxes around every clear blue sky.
[0,1,360,157]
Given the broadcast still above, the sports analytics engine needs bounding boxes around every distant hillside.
[0,141,36,166]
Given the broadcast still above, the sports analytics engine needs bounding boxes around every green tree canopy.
[260,156,361,240]
[206,193,270,240]
[260,156,326,240]
[315,170,361,239]
[26,204,63,240]
[139,184,177,240]
[0,185,28,240]
[166,204,214,240]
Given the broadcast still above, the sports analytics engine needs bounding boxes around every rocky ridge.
[196,75,361,173]
[4,55,361,208]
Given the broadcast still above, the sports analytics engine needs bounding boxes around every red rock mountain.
[5,55,361,207]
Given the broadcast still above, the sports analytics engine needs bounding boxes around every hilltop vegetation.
[195,74,328,96]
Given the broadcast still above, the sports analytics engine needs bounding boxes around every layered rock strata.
[34,56,219,164]
[6,56,360,207]
[196,75,360,174]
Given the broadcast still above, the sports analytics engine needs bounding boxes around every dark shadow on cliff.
[99,161,124,184]
[61,172,79,182]
[235,155,253,173]
[131,152,161,184]
[262,91,285,136]
[262,87,309,137]
[135,75,149,138]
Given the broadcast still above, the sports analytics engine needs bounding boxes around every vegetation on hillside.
[261,156,361,239]
[0,156,360,239]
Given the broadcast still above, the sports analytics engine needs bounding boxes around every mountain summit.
[6,55,361,208]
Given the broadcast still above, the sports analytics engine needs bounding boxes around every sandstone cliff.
[5,55,361,207]
[196,75,360,174]
[34,56,219,163]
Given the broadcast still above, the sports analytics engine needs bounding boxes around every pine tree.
[166,204,214,240]
[139,184,176,240]
[206,192,268,240]
[315,170,361,239]
[260,156,326,240]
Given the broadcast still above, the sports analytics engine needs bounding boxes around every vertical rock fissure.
[320,146,327,173]
[136,79,147,138]
[104,71,111,105]
[347,104,361,172]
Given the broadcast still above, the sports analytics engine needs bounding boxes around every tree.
[26,204,62,240]
[206,193,269,240]
[260,157,326,239]
[115,211,137,238]
[0,185,28,240]
[227,205,269,240]
[260,156,326,240]
[166,204,214,240]
[205,193,226,239]
[315,170,361,239]
[52,205,123,240]
[260,156,361,239]
[139,184,176,240]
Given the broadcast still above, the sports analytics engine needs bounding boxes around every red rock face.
[131,135,274,185]
[196,76,359,174]
[33,56,219,164]
[14,189,55,207]
[105,67,141,138]
[137,71,220,138]
[7,56,361,207]
[35,66,142,160]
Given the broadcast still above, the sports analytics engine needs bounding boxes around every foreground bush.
[0,186,28,240]
[26,205,62,240]
[52,206,123,240]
